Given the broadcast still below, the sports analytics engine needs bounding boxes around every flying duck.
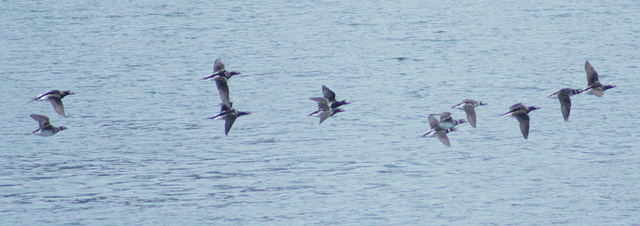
[584,61,616,97]
[451,99,487,128]
[30,114,67,136]
[28,90,74,117]
[500,103,539,139]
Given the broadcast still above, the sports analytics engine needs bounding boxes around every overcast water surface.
[1,0,639,224]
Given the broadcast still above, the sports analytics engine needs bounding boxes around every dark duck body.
[202,59,241,80]
[30,114,67,136]
[451,99,486,128]
[28,90,74,117]
[501,103,539,139]
[584,61,615,97]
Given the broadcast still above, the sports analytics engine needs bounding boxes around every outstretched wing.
[515,113,530,139]
[30,114,51,128]
[319,111,331,124]
[439,112,452,122]
[585,61,600,86]
[558,93,572,121]
[49,98,66,116]
[214,76,231,108]
[463,105,477,128]
[224,113,237,135]
[500,103,524,116]
[310,97,330,111]
[428,114,440,129]
[510,103,525,110]
[213,59,225,73]
[322,85,337,102]
[435,130,451,147]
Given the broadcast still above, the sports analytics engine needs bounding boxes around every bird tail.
[206,114,224,120]
[451,102,464,109]
[421,130,435,137]
[546,90,560,98]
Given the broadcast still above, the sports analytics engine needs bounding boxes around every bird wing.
[510,103,525,110]
[463,105,477,128]
[213,59,225,73]
[319,111,332,124]
[439,112,452,121]
[515,113,530,139]
[49,97,66,116]
[585,61,600,86]
[435,129,451,147]
[322,85,337,102]
[224,113,237,135]
[30,114,51,128]
[428,114,440,129]
[214,76,232,108]
[310,97,330,111]
[558,93,572,121]
[462,99,477,105]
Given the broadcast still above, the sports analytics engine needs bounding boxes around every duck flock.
[28,59,616,147]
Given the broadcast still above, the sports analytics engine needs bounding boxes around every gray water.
[1,0,640,225]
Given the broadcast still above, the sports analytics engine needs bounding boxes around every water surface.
[1,0,639,224]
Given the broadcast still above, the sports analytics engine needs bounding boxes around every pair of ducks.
[203,59,250,135]
[423,100,486,147]
[308,85,351,124]
[424,61,616,147]
[547,61,616,121]
[28,90,74,136]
